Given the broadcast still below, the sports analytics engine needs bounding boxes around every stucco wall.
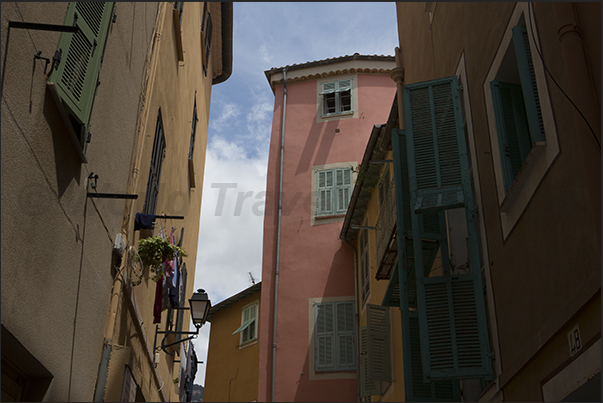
[0,2,158,401]
[204,289,261,402]
[258,67,396,401]
[395,2,601,400]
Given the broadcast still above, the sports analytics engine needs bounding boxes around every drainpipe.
[552,2,601,244]
[271,68,287,402]
[343,238,360,402]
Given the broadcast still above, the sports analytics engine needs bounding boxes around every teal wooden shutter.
[336,302,356,370]
[367,304,391,382]
[512,24,545,143]
[48,2,114,144]
[490,81,532,191]
[335,168,352,214]
[337,79,352,112]
[404,77,467,213]
[317,170,333,215]
[315,302,334,371]
[405,76,493,381]
[359,326,379,397]
[399,259,461,402]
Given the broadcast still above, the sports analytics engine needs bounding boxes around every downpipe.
[271,68,287,402]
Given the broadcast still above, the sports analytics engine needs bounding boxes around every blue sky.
[192,2,399,386]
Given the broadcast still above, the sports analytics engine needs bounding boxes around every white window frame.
[233,300,258,347]
[321,79,353,117]
[483,2,558,239]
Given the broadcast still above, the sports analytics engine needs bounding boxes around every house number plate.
[567,324,582,357]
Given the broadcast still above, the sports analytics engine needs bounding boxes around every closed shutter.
[336,302,355,370]
[335,168,352,214]
[404,77,467,213]
[512,24,545,143]
[317,170,333,215]
[405,76,493,381]
[48,2,114,144]
[143,110,166,215]
[203,13,212,76]
[315,303,335,371]
[359,326,379,397]
[490,81,532,191]
[367,305,391,382]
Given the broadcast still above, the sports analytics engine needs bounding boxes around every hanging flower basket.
[136,236,187,282]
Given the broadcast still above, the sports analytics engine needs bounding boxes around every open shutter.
[335,168,352,214]
[337,79,352,93]
[317,170,333,215]
[512,24,545,143]
[367,305,391,382]
[315,303,334,371]
[143,111,166,215]
[405,77,493,381]
[404,77,467,213]
[203,13,213,75]
[336,302,355,370]
[48,2,114,144]
[490,81,532,191]
[359,326,379,398]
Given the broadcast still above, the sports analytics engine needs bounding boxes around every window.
[47,2,115,149]
[201,4,212,76]
[490,23,545,193]
[174,2,183,25]
[321,79,353,116]
[233,302,257,345]
[359,220,371,307]
[172,2,184,61]
[314,301,355,372]
[143,110,166,215]
[316,167,352,216]
[189,98,198,159]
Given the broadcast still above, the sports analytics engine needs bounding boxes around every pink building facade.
[258,55,396,401]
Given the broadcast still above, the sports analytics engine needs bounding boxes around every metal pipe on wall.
[271,68,287,402]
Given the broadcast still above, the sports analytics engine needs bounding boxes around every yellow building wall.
[204,290,261,402]
[357,152,406,402]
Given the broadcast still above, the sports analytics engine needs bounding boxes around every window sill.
[499,141,546,213]
[315,370,356,374]
[315,214,346,220]
[238,338,258,350]
[320,110,354,119]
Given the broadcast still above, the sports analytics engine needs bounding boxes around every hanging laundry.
[153,274,164,324]
[134,213,156,231]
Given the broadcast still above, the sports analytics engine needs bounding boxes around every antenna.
[248,272,256,285]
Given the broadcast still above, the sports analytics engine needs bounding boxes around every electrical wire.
[527,3,600,149]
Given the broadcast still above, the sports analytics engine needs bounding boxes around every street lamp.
[153,289,212,357]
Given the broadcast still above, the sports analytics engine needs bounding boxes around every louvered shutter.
[404,77,467,213]
[335,168,352,214]
[315,303,334,371]
[203,13,213,76]
[512,25,545,143]
[337,79,352,93]
[317,170,334,215]
[48,2,114,144]
[321,82,336,95]
[490,81,532,191]
[336,302,355,370]
[367,305,391,382]
[405,77,493,381]
[359,326,379,397]
[143,111,166,215]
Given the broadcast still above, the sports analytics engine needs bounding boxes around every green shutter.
[48,2,114,144]
[405,76,493,381]
[315,303,335,371]
[336,302,356,370]
[359,326,380,397]
[382,262,400,307]
[367,304,391,382]
[512,24,545,143]
[335,168,352,214]
[490,81,532,191]
[317,170,333,215]
[403,77,467,213]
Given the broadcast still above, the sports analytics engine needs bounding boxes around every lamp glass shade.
[189,289,211,326]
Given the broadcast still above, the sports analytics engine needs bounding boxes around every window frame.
[315,166,353,217]
[483,2,559,239]
[320,79,354,117]
[233,300,258,347]
[143,109,166,215]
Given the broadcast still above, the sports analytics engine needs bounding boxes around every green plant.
[135,236,187,283]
